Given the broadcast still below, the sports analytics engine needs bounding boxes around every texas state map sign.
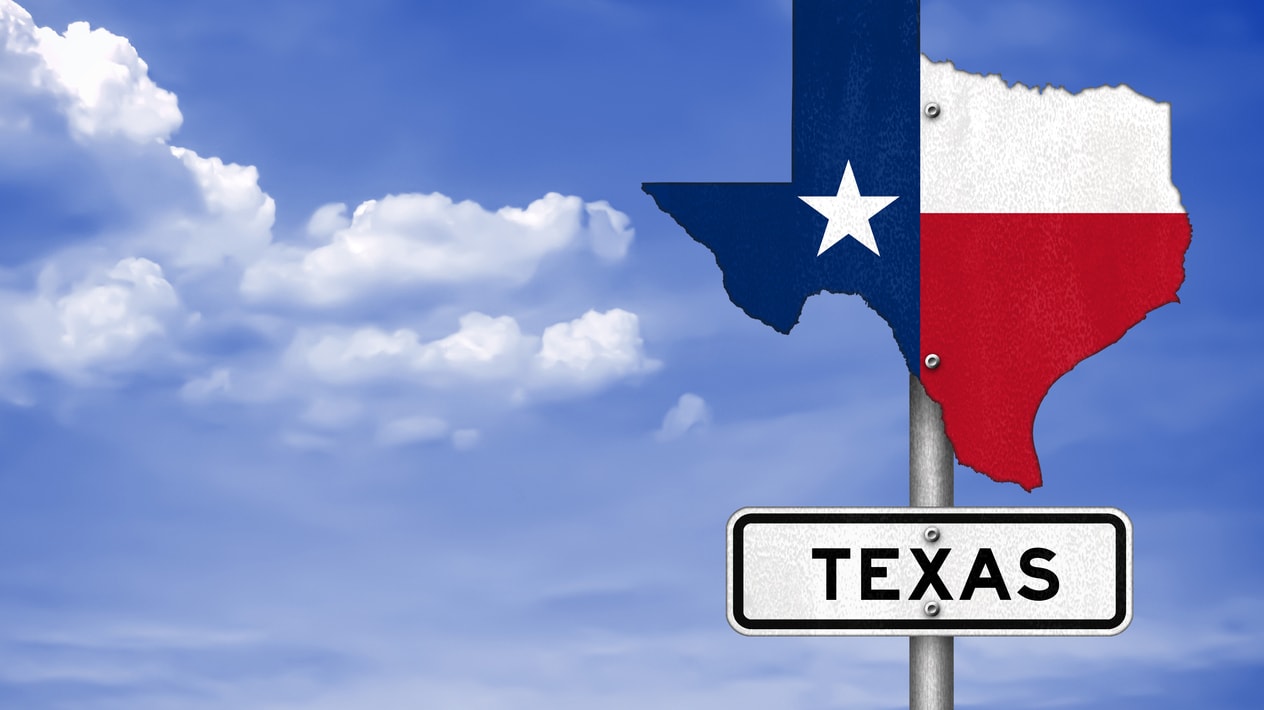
[643,0,1191,490]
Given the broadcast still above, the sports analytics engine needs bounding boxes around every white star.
[798,161,899,257]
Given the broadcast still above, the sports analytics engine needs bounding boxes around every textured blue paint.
[643,0,922,373]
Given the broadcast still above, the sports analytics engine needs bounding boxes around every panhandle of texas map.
[643,0,1191,491]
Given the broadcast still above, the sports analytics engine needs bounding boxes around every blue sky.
[0,0,1260,707]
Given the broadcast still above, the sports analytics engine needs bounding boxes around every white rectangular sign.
[728,507,1132,636]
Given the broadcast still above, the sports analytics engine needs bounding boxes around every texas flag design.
[642,0,1191,490]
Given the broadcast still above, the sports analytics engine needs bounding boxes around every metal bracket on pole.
[910,374,954,710]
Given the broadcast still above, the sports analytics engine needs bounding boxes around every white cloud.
[241,192,634,306]
[2,257,185,378]
[655,393,710,441]
[0,3,278,279]
[159,147,276,269]
[0,2,42,77]
[376,415,449,446]
[0,1,183,144]
[532,308,661,390]
[0,0,655,447]
[291,312,534,386]
[285,308,658,395]
[581,199,634,261]
[177,308,659,449]
[179,367,232,401]
[45,258,180,359]
[305,202,351,240]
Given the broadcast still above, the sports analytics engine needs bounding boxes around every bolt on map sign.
[643,0,1192,490]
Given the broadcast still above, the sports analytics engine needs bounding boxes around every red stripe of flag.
[920,213,1193,490]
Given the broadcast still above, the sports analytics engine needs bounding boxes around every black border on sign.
[731,511,1128,631]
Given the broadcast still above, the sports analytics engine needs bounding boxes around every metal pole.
[909,374,954,710]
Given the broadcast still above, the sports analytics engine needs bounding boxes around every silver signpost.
[724,395,1133,710]
[909,374,954,710]
[654,3,1152,708]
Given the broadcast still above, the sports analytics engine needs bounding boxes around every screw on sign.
[642,1,1187,709]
